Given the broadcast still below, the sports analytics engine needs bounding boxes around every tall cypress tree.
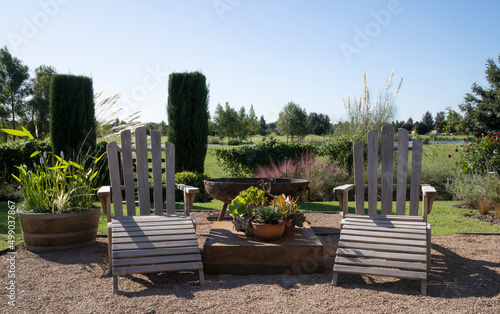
[49,74,95,160]
[167,72,209,173]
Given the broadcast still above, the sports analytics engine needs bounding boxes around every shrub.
[167,72,209,173]
[175,171,210,203]
[322,134,362,174]
[227,138,240,146]
[446,173,500,214]
[453,131,500,175]
[253,151,346,201]
[0,139,52,183]
[50,74,96,160]
[213,139,320,177]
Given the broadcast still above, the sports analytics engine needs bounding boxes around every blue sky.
[1,0,499,124]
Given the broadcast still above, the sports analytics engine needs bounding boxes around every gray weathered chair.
[332,125,436,295]
[98,127,204,294]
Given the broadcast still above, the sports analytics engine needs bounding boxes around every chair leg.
[113,276,118,294]
[421,280,427,296]
[199,269,205,285]
[331,272,339,286]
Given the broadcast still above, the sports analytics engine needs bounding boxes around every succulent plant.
[253,206,283,225]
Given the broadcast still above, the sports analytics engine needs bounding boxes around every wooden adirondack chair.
[97,127,204,294]
[331,125,436,295]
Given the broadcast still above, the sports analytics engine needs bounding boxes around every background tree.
[416,111,434,134]
[434,111,445,133]
[26,65,56,137]
[50,74,95,160]
[247,105,259,135]
[167,71,209,173]
[276,101,308,141]
[0,46,30,140]
[258,115,267,135]
[307,112,331,135]
[442,107,464,134]
[214,102,238,141]
[459,54,500,132]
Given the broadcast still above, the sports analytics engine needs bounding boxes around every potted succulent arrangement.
[228,186,306,240]
[2,128,104,252]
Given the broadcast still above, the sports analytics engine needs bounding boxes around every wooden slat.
[367,129,378,214]
[151,130,164,215]
[340,229,427,240]
[410,139,423,215]
[113,261,203,276]
[112,228,196,238]
[342,219,428,229]
[339,235,427,247]
[345,213,425,221]
[113,246,201,259]
[380,125,394,215]
[107,142,123,216]
[113,253,202,267]
[112,239,199,251]
[334,256,427,271]
[337,241,427,254]
[135,128,151,216]
[336,248,427,262]
[396,128,409,215]
[112,224,194,233]
[112,214,191,222]
[341,224,427,234]
[112,233,197,244]
[165,142,176,214]
[121,130,136,216]
[333,264,426,280]
[353,141,365,214]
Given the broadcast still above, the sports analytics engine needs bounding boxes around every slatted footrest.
[333,216,430,288]
[111,215,204,277]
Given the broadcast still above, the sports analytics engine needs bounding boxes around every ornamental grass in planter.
[3,127,104,252]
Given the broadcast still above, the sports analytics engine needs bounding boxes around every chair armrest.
[421,184,437,216]
[97,186,112,222]
[334,184,354,217]
[175,184,200,216]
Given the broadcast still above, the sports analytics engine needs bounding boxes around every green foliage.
[271,194,305,227]
[213,139,319,177]
[447,173,500,214]
[175,171,210,202]
[0,139,52,183]
[26,65,56,137]
[459,54,500,132]
[253,206,282,224]
[307,112,331,135]
[276,101,308,141]
[167,71,209,173]
[421,144,456,200]
[454,131,500,174]
[49,74,95,160]
[322,134,362,173]
[227,138,240,146]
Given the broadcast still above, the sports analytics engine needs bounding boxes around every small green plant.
[228,186,267,218]
[271,194,306,227]
[253,206,282,224]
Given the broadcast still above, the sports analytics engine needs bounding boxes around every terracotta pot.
[251,222,285,240]
[283,219,292,236]
[19,207,101,252]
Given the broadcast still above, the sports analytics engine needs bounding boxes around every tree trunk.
[10,96,16,141]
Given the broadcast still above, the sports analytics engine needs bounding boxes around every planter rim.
[18,207,101,218]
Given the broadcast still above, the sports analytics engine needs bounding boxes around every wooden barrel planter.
[19,207,101,252]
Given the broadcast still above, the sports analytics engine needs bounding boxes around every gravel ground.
[1,211,499,313]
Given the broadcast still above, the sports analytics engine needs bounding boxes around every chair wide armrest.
[175,184,200,216]
[421,184,437,216]
[334,184,354,217]
[97,186,112,220]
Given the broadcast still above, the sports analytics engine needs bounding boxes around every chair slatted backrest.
[353,125,424,217]
[106,127,176,216]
